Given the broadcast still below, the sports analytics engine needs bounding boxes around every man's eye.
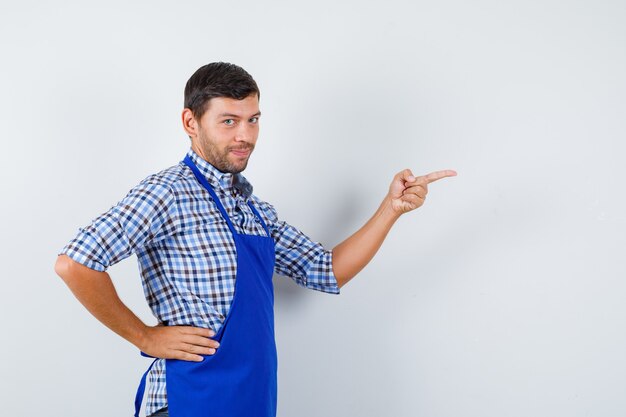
[224,119,235,126]
[249,117,259,124]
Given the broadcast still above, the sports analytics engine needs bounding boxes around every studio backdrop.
[1,1,624,416]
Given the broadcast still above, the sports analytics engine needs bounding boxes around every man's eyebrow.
[218,111,262,118]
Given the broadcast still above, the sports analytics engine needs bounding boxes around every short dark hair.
[184,62,260,119]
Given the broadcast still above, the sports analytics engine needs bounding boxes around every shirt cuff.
[304,250,340,295]
[58,230,108,272]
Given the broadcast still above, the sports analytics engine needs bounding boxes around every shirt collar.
[185,147,253,200]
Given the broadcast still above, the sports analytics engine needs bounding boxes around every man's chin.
[229,156,251,173]
[224,160,249,174]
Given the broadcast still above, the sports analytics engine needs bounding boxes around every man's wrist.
[378,195,402,225]
[128,321,151,351]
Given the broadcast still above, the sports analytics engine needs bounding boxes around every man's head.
[182,62,261,174]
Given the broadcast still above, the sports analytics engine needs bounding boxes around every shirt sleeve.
[59,181,178,272]
[253,198,340,295]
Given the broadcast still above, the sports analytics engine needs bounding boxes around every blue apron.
[134,155,278,417]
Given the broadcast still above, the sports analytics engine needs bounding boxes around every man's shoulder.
[116,162,198,209]
[139,162,185,187]
[132,161,196,195]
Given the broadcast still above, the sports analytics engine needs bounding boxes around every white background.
[1,1,625,416]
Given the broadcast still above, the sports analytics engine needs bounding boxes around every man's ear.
[182,108,198,138]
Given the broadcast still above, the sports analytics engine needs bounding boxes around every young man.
[54,62,457,417]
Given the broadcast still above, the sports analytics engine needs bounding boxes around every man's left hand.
[388,168,457,215]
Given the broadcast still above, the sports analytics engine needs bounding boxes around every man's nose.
[234,123,256,142]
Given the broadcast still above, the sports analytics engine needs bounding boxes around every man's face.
[192,94,260,174]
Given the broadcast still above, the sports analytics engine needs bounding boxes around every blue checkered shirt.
[59,147,340,416]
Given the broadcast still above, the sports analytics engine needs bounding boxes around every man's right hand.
[54,255,220,363]
[139,325,220,362]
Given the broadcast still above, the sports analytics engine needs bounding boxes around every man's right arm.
[55,180,219,361]
[54,254,219,361]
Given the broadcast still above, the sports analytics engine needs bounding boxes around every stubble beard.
[198,133,255,174]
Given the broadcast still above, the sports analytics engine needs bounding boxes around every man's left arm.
[331,168,457,288]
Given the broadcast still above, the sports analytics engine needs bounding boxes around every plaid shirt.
[59,147,339,415]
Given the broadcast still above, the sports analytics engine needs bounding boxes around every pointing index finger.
[423,170,458,184]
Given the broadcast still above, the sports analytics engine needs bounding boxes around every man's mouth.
[230,147,253,158]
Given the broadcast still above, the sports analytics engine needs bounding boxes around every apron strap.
[183,155,237,235]
[183,155,270,237]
